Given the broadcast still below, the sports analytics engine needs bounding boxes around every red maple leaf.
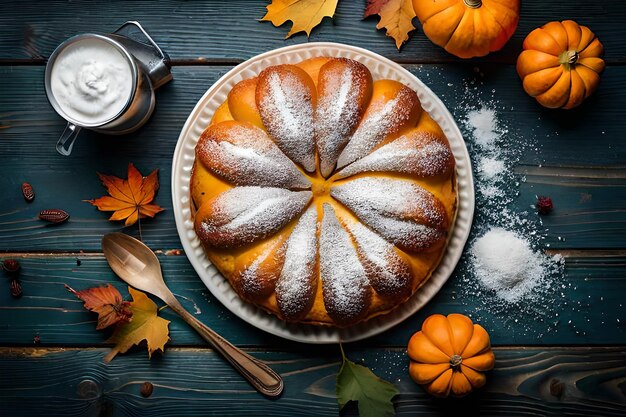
[66,284,133,330]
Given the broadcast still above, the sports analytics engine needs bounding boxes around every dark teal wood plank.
[0,0,625,64]
[0,66,221,251]
[518,166,626,248]
[0,254,624,346]
[411,64,626,167]
[0,65,625,251]
[0,346,624,416]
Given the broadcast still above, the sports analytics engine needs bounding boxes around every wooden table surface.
[1,1,625,416]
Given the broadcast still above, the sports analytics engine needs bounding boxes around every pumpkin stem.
[559,50,579,69]
[450,354,463,369]
[463,0,482,8]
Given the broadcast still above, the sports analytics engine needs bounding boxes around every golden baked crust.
[191,57,457,327]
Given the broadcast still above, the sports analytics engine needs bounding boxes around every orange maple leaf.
[365,0,416,50]
[261,0,339,38]
[66,284,133,330]
[85,163,164,227]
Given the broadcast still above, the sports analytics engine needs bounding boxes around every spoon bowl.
[101,232,172,301]
[101,232,284,397]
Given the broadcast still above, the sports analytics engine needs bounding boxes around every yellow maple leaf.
[261,0,339,38]
[104,287,170,362]
[365,0,416,50]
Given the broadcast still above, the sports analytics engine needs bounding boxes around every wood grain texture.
[0,346,624,416]
[0,3,625,415]
[545,249,626,258]
[0,254,624,347]
[0,65,625,251]
[0,0,625,64]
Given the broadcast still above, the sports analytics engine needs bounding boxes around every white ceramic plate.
[172,42,474,344]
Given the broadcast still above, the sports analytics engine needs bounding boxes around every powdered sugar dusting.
[238,238,285,299]
[199,187,312,247]
[346,221,412,299]
[336,86,416,169]
[316,61,370,177]
[196,61,471,326]
[239,245,271,295]
[275,206,319,320]
[331,177,446,252]
[198,123,311,189]
[336,131,453,179]
[319,204,370,325]
[259,69,316,172]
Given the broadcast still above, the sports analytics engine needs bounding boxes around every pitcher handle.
[112,21,172,89]
[114,21,167,58]
[56,123,81,156]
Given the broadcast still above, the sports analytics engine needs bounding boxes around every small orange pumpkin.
[517,20,605,109]
[412,0,520,59]
[407,313,495,397]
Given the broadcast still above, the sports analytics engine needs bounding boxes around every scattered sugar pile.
[471,228,553,302]
[406,66,572,336]
[478,156,505,181]
[466,107,504,147]
[459,86,568,335]
[463,101,565,301]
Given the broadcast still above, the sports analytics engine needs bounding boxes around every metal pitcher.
[44,21,172,156]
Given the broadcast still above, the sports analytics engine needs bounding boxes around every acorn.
[3,259,20,274]
[140,381,154,398]
[21,182,35,202]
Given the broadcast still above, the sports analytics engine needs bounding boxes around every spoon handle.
[167,299,283,397]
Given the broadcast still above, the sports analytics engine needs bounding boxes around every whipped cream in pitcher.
[50,37,134,125]
[45,21,172,156]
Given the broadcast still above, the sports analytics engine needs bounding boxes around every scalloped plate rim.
[172,42,474,344]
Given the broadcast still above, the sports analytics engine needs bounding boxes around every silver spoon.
[101,232,283,397]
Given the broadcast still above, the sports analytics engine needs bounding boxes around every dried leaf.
[364,0,387,16]
[364,0,416,50]
[66,284,132,330]
[336,351,399,417]
[261,0,339,38]
[104,287,170,362]
[85,163,164,227]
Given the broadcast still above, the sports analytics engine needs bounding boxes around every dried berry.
[33,334,41,344]
[3,259,20,274]
[536,196,554,215]
[76,259,82,266]
[549,378,564,397]
[10,279,22,298]
[39,209,70,224]
[140,381,154,398]
[21,182,35,202]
